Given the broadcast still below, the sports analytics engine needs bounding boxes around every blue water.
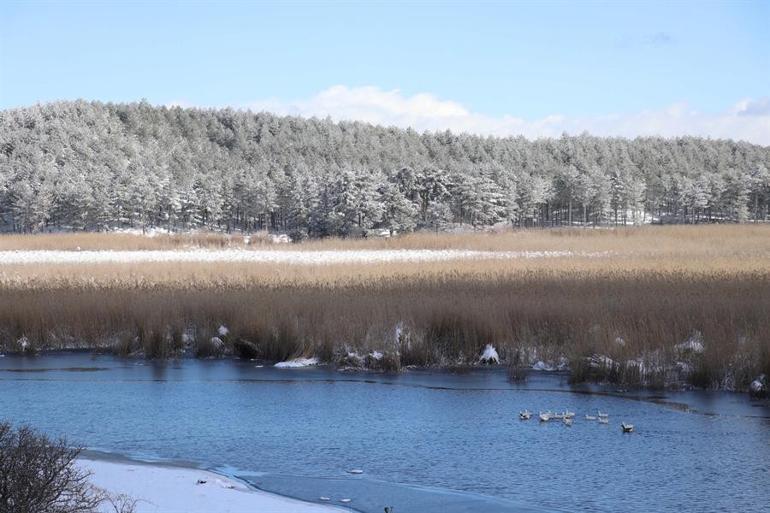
[1,353,768,513]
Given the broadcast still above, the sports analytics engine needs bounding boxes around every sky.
[1,0,769,144]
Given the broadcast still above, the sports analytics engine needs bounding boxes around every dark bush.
[233,338,260,359]
[0,421,134,513]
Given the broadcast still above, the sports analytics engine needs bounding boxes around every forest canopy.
[1,100,768,237]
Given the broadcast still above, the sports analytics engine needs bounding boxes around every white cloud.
[732,97,770,117]
[240,86,770,145]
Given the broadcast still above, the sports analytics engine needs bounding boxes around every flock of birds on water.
[518,409,635,432]
[313,413,633,510]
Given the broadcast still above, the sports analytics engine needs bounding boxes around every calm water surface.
[1,353,768,513]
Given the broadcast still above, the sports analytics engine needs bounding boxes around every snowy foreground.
[80,459,348,513]
[0,249,606,265]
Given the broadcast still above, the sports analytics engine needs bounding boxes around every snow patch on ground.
[750,374,767,397]
[109,227,172,238]
[340,352,364,367]
[674,360,694,375]
[589,354,616,368]
[0,249,611,265]
[79,459,346,513]
[528,354,569,371]
[479,344,499,364]
[675,332,705,354]
[271,234,292,244]
[274,357,320,368]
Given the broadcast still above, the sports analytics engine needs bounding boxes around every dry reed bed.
[0,226,768,390]
[0,266,768,390]
[2,224,769,254]
[0,254,767,289]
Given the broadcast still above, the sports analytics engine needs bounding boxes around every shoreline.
[77,454,350,513]
[1,348,763,394]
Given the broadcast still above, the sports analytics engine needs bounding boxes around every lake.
[1,353,768,513]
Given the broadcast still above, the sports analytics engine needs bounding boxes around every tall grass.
[0,231,269,251]
[2,224,769,254]
[0,226,768,390]
[0,269,767,389]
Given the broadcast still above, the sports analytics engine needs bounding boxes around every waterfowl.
[519,410,532,420]
[621,423,634,433]
[539,411,551,422]
[563,417,573,426]
[598,417,609,424]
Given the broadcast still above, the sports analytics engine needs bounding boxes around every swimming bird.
[621,423,634,433]
[519,410,532,420]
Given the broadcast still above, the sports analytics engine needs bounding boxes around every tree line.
[1,100,768,237]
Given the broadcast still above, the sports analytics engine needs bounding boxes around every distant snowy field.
[0,249,609,265]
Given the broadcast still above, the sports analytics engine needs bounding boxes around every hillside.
[1,100,769,237]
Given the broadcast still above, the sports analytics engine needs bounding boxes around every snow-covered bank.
[0,248,607,265]
[79,459,349,513]
[274,356,320,368]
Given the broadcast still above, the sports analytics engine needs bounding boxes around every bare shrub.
[101,493,138,513]
[0,422,131,513]
[232,338,259,359]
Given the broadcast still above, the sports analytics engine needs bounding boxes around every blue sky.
[1,0,768,142]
